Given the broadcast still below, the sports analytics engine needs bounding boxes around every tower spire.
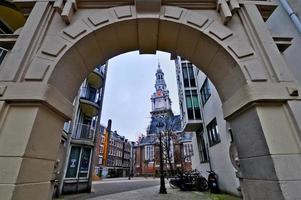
[151,61,173,117]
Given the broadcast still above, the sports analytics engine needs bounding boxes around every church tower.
[150,63,173,117]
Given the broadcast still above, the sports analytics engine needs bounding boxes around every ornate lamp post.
[156,117,167,194]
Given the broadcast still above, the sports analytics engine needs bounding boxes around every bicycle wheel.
[197,178,209,191]
[169,179,177,189]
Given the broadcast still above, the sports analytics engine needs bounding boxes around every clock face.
[157,90,162,96]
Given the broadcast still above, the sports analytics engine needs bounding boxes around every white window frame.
[145,145,154,161]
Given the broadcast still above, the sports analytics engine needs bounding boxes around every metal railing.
[0,47,8,65]
[79,86,100,104]
[73,123,96,141]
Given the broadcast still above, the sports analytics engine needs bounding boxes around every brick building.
[93,125,133,179]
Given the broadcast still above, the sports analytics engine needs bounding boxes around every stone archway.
[0,1,301,200]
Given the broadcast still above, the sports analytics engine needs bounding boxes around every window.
[66,146,92,178]
[196,129,209,163]
[97,156,102,165]
[66,146,81,178]
[182,62,196,88]
[200,78,211,105]
[63,121,71,133]
[188,63,196,87]
[0,47,8,65]
[145,145,154,161]
[206,118,220,146]
[185,90,201,120]
[183,143,193,162]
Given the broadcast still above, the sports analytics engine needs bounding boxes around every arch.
[1,3,301,200]
[31,5,259,104]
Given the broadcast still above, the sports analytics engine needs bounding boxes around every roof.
[147,115,182,135]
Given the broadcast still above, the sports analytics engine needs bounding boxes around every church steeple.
[150,62,173,117]
[155,62,167,92]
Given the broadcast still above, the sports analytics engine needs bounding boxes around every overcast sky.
[100,51,180,142]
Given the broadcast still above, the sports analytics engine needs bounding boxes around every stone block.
[61,0,74,25]
[272,154,301,181]
[164,6,183,20]
[12,182,52,200]
[208,22,233,40]
[88,13,109,27]
[63,21,87,39]
[241,179,285,200]
[239,155,278,181]
[228,38,254,58]
[186,13,209,28]
[229,107,270,159]
[257,105,301,154]
[243,59,268,81]
[135,0,161,13]
[25,58,50,81]
[41,37,66,57]
[0,106,39,157]
[138,19,159,54]
[0,184,14,200]
[114,6,132,19]
[0,157,22,183]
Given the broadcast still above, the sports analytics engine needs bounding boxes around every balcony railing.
[0,47,8,65]
[79,86,100,104]
[73,123,96,141]
[94,65,106,77]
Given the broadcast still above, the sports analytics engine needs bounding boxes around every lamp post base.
[159,187,167,194]
[159,175,167,194]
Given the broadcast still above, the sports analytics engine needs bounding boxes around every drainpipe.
[279,0,301,33]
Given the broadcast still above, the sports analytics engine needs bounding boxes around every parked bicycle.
[169,169,209,191]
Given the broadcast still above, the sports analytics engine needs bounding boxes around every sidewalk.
[93,177,158,184]
[86,185,210,200]
[85,184,242,200]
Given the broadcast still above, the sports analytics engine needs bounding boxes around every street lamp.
[156,117,167,194]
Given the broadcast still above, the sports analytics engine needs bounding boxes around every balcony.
[87,68,104,89]
[183,120,203,132]
[182,109,203,132]
[79,86,100,117]
[72,123,96,144]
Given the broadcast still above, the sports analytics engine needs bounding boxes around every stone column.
[228,102,301,200]
[0,100,69,199]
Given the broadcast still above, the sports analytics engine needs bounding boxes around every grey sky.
[100,51,180,142]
